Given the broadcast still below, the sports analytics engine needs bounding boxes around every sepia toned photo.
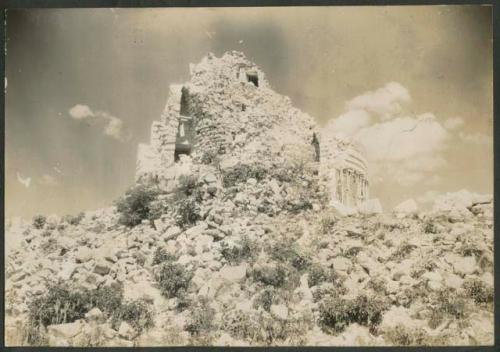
[4,5,494,347]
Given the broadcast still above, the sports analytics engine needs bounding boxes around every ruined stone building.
[136,51,369,207]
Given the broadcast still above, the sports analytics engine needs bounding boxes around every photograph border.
[0,1,498,351]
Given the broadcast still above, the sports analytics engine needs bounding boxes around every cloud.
[67,104,131,142]
[354,114,449,162]
[16,172,31,188]
[346,81,411,120]
[325,109,371,136]
[38,174,59,187]
[68,104,95,119]
[458,132,492,145]
[444,117,464,130]
[102,113,131,142]
[322,82,450,187]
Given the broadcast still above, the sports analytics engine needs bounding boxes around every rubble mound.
[5,52,493,347]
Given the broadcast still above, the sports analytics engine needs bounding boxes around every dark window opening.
[180,87,189,116]
[242,104,246,112]
[312,133,320,162]
[246,71,259,87]
[174,144,192,162]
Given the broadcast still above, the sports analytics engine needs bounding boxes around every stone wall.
[135,51,369,207]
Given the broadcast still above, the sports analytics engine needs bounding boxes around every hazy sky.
[6,6,493,218]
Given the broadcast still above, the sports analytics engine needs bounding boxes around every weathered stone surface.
[76,247,93,263]
[85,307,105,323]
[358,198,383,215]
[220,264,248,283]
[118,321,137,340]
[93,261,111,275]
[47,320,84,339]
[270,304,289,320]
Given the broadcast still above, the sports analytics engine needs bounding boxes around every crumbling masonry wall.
[136,51,369,207]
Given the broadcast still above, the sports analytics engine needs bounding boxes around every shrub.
[319,294,388,334]
[286,198,313,214]
[423,221,438,234]
[366,277,387,294]
[384,326,429,346]
[28,284,92,327]
[270,163,305,184]
[156,262,193,298]
[28,284,124,329]
[463,278,493,304]
[252,263,300,289]
[185,298,215,336]
[249,310,312,345]
[133,252,146,267]
[201,150,218,165]
[111,299,154,334]
[222,309,257,340]
[459,243,483,258]
[88,285,124,316]
[22,320,49,346]
[116,183,160,227]
[174,174,201,201]
[222,163,267,188]
[220,236,260,265]
[320,214,336,235]
[307,264,338,287]
[40,238,59,255]
[312,283,347,303]
[152,247,177,266]
[388,242,417,261]
[175,198,201,229]
[252,287,278,312]
[33,215,47,229]
[269,241,311,271]
[62,212,85,226]
[434,289,467,319]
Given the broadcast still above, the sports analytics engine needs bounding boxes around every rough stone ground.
[5,161,493,346]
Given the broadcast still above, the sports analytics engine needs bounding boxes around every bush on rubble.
[33,215,47,229]
[319,294,389,334]
[463,278,493,304]
[115,183,161,227]
[156,262,194,298]
[25,283,154,345]
[221,163,267,188]
[220,235,260,265]
[152,246,178,266]
[110,299,154,334]
[175,198,201,229]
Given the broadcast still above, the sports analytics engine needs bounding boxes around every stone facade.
[135,51,369,207]
[319,135,369,207]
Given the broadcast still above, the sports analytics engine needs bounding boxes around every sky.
[5,6,493,218]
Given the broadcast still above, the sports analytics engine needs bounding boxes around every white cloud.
[68,104,95,119]
[346,81,410,120]
[325,109,371,136]
[103,114,130,142]
[67,104,130,142]
[39,174,59,187]
[16,172,31,188]
[354,114,449,162]
[458,132,492,145]
[322,83,452,187]
[444,117,464,130]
